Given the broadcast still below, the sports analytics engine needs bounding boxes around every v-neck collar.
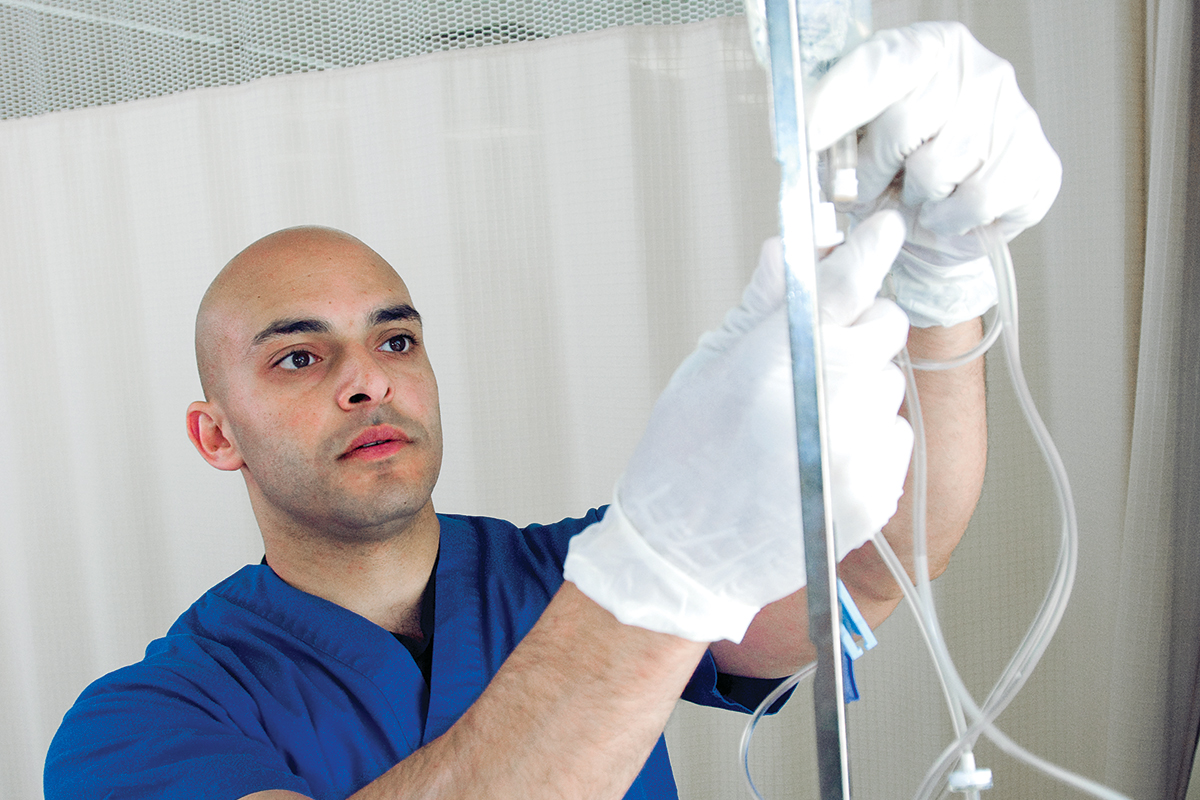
[422,515,489,744]
[217,517,496,749]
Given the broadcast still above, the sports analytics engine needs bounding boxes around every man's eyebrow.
[251,317,332,347]
[370,304,422,327]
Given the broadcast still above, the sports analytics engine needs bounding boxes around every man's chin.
[320,494,434,540]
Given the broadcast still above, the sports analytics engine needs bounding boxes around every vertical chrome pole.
[761,0,851,796]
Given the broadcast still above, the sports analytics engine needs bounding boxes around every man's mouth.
[340,425,412,460]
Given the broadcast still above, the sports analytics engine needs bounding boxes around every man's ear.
[187,401,245,471]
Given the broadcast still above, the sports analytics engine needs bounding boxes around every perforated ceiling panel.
[1,0,745,120]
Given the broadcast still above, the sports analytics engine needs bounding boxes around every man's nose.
[336,347,394,410]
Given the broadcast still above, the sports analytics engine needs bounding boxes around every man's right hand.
[563,212,914,645]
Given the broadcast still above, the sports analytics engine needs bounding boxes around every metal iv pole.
[761,0,851,795]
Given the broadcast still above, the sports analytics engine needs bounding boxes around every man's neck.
[260,503,440,637]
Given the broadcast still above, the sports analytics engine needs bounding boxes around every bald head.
[187,224,443,547]
[195,226,409,402]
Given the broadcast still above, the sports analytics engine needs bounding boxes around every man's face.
[196,229,443,542]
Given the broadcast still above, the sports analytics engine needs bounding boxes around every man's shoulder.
[78,565,284,692]
[436,507,607,541]
[63,562,352,705]
[45,565,335,800]
[162,563,280,641]
[435,507,608,572]
[69,561,393,716]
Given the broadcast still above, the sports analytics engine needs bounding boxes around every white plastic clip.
[837,579,876,660]
[947,768,994,793]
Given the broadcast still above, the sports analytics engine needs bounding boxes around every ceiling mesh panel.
[1,0,746,120]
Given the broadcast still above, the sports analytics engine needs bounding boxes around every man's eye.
[380,335,414,354]
[277,351,316,370]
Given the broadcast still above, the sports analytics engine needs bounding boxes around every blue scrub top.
[45,510,785,799]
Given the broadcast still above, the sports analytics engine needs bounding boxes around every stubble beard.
[241,409,443,545]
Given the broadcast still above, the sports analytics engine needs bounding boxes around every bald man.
[189,228,445,639]
[44,221,984,800]
[46,22,1061,800]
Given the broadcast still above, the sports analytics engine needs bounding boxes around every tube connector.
[831,168,858,203]
[814,201,844,248]
[948,767,994,793]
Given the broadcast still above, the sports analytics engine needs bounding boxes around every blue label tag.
[837,579,876,702]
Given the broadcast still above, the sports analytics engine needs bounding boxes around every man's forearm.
[348,581,707,800]
[711,317,988,678]
[840,316,988,607]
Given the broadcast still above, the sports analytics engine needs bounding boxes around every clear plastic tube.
[898,227,1124,800]
[739,227,1131,800]
[740,662,817,800]
[892,322,982,800]
[907,305,1002,372]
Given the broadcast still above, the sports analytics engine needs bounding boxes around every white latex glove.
[563,212,914,643]
[807,21,1062,327]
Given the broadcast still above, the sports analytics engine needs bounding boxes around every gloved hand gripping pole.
[762,0,851,796]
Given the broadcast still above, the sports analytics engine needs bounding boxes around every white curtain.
[0,3,1194,799]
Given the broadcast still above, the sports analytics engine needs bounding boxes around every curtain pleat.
[1168,2,1200,795]
[1104,0,1195,797]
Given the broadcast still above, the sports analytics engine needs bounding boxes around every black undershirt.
[393,559,437,687]
[262,554,437,687]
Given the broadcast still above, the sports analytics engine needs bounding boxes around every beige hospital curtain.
[1,2,1197,799]
[1113,0,1200,796]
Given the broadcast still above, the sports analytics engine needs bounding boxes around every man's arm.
[244,228,913,800]
[709,15,1063,681]
[710,316,987,678]
[240,325,981,800]
[243,581,708,800]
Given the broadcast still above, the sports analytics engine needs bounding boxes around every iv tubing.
[740,662,817,800]
[906,305,1002,372]
[739,227,1131,800]
[891,321,981,799]
[900,227,1126,800]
